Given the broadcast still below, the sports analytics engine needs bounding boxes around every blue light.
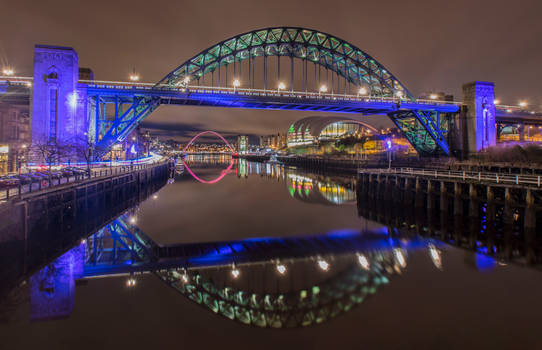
[386,139,392,149]
[475,253,496,271]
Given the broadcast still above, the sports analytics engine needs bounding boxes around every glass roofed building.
[286,116,378,147]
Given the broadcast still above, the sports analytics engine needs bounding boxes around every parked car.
[16,174,33,184]
[66,167,89,176]
[37,171,63,179]
[0,176,20,188]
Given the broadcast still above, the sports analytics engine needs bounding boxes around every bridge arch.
[156,251,402,328]
[156,27,411,99]
[181,130,235,184]
[182,130,235,154]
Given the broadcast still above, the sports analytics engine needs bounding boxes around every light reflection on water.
[1,156,541,349]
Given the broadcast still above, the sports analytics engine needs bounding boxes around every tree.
[30,138,71,171]
[69,136,109,174]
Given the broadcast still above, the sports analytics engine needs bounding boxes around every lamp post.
[319,85,327,97]
[386,139,392,170]
[17,144,27,176]
[2,67,14,76]
[233,79,240,92]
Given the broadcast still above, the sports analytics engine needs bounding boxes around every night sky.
[1,0,542,141]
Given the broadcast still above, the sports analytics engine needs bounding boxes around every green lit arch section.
[155,252,402,328]
[155,27,411,98]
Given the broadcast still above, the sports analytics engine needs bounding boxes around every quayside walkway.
[0,161,170,202]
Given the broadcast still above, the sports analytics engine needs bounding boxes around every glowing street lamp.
[429,93,437,100]
[2,67,14,76]
[358,87,367,96]
[519,101,528,108]
[233,79,241,92]
[357,253,370,270]
[393,248,407,268]
[277,81,286,92]
[318,85,327,96]
[276,263,287,275]
[231,265,240,278]
[129,68,139,82]
[494,99,500,105]
[317,258,329,271]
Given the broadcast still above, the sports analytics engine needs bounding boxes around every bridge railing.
[362,167,542,187]
[81,79,463,107]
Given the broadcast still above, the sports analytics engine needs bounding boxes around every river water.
[0,156,540,349]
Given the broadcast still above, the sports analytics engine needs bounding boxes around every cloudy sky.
[1,0,541,142]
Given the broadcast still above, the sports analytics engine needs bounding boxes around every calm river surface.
[0,156,541,349]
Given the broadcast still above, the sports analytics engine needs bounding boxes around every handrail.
[84,82,463,107]
[0,160,171,202]
[359,167,542,187]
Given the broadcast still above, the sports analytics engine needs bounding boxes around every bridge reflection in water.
[31,213,436,326]
[6,160,542,326]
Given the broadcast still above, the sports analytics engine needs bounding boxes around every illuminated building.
[0,84,31,174]
[286,116,377,147]
[236,135,249,154]
[260,133,287,150]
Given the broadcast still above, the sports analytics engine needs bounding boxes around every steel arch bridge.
[81,214,413,327]
[87,27,459,155]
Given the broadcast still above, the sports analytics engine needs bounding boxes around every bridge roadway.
[85,81,461,114]
[3,76,540,119]
[82,228,430,278]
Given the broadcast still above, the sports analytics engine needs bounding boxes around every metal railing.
[82,80,462,107]
[0,161,168,202]
[360,167,542,187]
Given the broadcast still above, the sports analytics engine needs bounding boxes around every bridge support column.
[415,177,424,209]
[524,189,536,232]
[458,81,496,157]
[503,188,514,228]
[440,181,448,213]
[454,182,463,216]
[486,186,496,223]
[469,184,479,218]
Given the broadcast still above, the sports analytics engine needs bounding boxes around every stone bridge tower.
[457,81,496,157]
[31,45,89,154]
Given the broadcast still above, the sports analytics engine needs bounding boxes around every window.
[48,72,58,79]
[49,89,58,143]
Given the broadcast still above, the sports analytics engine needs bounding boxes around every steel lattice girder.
[155,256,396,328]
[155,27,411,98]
[388,110,450,155]
[93,94,160,149]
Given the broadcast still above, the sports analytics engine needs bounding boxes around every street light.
[357,253,370,270]
[276,263,287,275]
[429,93,437,100]
[277,81,286,92]
[494,99,501,105]
[519,101,528,108]
[129,68,139,82]
[317,258,329,271]
[319,85,327,96]
[2,67,14,76]
[231,264,240,278]
[358,87,367,96]
[233,79,240,92]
